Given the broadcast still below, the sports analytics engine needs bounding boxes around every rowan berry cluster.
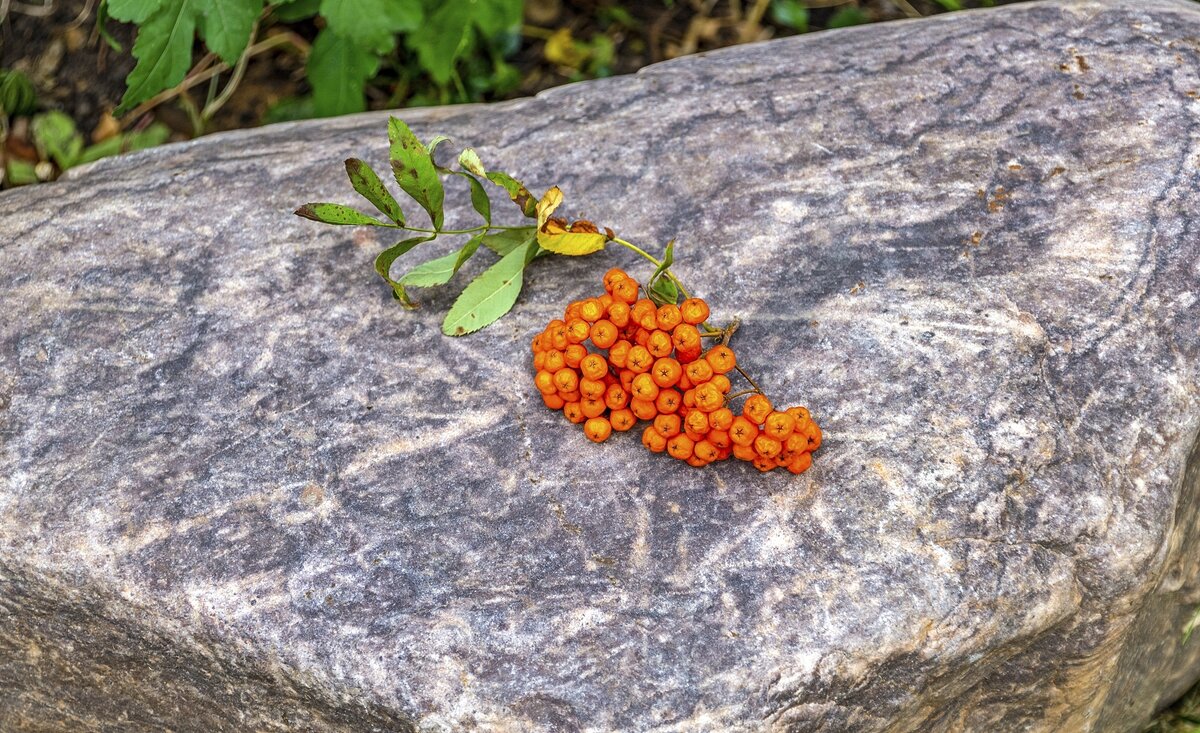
[530,269,822,473]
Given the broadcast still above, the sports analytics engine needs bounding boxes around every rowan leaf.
[345,158,405,224]
[479,227,534,256]
[375,235,432,306]
[388,117,445,230]
[294,203,387,226]
[535,186,606,256]
[197,0,261,65]
[442,235,536,336]
[399,234,484,288]
[458,148,486,177]
[114,0,198,115]
[485,170,537,217]
[462,172,491,224]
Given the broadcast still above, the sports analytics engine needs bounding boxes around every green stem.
[390,223,532,236]
[611,237,693,300]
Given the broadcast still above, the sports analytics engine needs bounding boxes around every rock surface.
[3,0,1200,730]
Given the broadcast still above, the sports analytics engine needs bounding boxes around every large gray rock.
[3,0,1200,730]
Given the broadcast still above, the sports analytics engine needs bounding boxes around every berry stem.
[733,364,763,394]
[611,237,694,300]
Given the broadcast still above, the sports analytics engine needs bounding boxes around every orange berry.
[682,388,696,409]
[580,353,608,381]
[686,454,709,468]
[590,319,618,349]
[676,344,702,364]
[548,320,569,350]
[533,350,547,371]
[803,421,822,451]
[618,368,636,393]
[564,344,587,368]
[732,443,758,461]
[646,330,673,358]
[655,388,681,414]
[752,454,777,472]
[542,392,565,410]
[604,383,630,411]
[633,327,650,347]
[685,359,714,385]
[786,452,814,474]
[631,373,660,401]
[666,434,694,460]
[656,304,683,331]
[651,357,682,388]
[626,345,653,374]
[531,333,545,353]
[753,435,782,458]
[764,411,797,440]
[694,383,724,413]
[680,297,710,325]
[685,409,710,436]
[642,426,667,453]
[672,323,701,351]
[563,402,585,424]
[708,429,731,449]
[564,301,583,320]
[584,416,613,443]
[784,432,809,457]
[654,413,681,439]
[581,397,607,419]
[603,268,628,293]
[694,440,720,463]
[535,370,556,395]
[610,408,636,432]
[729,416,759,447]
[580,378,606,400]
[553,368,579,393]
[598,293,614,310]
[543,349,566,373]
[558,388,581,401]
[580,298,605,323]
[608,340,632,368]
[743,394,773,424]
[710,374,731,393]
[631,298,655,325]
[630,397,658,421]
[566,318,590,344]
[786,406,812,423]
[607,301,631,328]
[708,407,734,431]
[613,278,639,305]
[678,371,693,390]
[705,345,736,374]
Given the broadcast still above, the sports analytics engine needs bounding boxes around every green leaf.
[649,239,675,289]
[294,202,387,226]
[458,148,486,177]
[108,0,165,22]
[32,111,84,169]
[469,0,521,38]
[0,69,37,116]
[387,116,445,229]
[308,27,380,117]
[649,276,679,306]
[427,134,451,163]
[375,235,431,306]
[4,157,38,186]
[114,0,199,115]
[441,235,536,336]
[535,186,606,256]
[933,0,962,9]
[479,227,534,256]
[769,0,808,32]
[319,0,421,52]
[461,172,490,224]
[405,1,470,85]
[399,234,484,288]
[345,158,405,224]
[828,7,867,28]
[484,170,537,217]
[197,0,262,65]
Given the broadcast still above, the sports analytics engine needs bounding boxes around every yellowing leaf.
[535,186,607,256]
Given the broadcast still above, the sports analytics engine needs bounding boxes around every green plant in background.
[0,69,37,118]
[102,0,523,121]
[295,117,683,335]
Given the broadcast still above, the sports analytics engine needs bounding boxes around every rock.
[2,0,1200,730]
